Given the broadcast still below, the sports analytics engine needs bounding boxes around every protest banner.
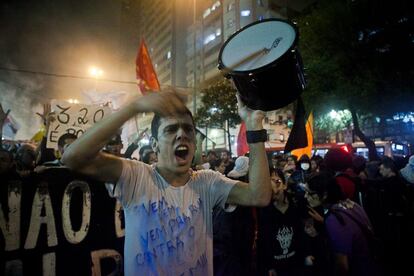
[46,100,111,149]
[1,168,124,275]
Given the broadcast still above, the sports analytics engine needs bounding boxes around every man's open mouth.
[175,145,189,160]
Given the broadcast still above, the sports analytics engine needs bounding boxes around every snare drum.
[218,18,306,111]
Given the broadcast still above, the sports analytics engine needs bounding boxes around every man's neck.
[156,166,191,187]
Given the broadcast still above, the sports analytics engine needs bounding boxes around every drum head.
[219,19,297,73]
[218,18,306,111]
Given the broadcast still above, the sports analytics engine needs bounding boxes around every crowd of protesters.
[2,100,414,276]
[208,147,414,276]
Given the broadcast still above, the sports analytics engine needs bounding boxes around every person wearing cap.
[227,156,249,179]
[400,155,414,186]
[61,89,271,276]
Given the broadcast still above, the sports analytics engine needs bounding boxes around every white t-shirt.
[111,159,237,276]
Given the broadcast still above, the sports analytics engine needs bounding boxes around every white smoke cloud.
[0,73,45,141]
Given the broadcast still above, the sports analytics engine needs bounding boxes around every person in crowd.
[122,128,148,159]
[324,148,357,201]
[377,156,411,275]
[285,155,312,210]
[35,133,77,172]
[104,133,154,161]
[209,158,226,175]
[104,134,124,156]
[270,154,282,170]
[0,147,17,179]
[310,155,323,174]
[212,155,255,276]
[201,150,219,169]
[400,155,414,186]
[364,160,381,180]
[256,168,308,276]
[352,155,368,180]
[137,144,153,161]
[290,154,312,185]
[378,156,409,216]
[283,155,297,178]
[305,173,381,276]
[61,89,271,275]
[227,156,249,179]
[201,152,208,164]
[141,149,157,165]
[35,103,57,165]
[220,149,235,175]
[57,133,77,158]
[275,154,288,171]
[15,143,37,177]
[303,174,333,276]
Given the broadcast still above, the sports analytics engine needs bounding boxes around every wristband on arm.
[246,129,267,143]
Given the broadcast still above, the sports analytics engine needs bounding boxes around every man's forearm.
[61,101,139,167]
[248,142,271,206]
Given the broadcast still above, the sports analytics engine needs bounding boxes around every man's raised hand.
[136,87,189,117]
[236,93,265,130]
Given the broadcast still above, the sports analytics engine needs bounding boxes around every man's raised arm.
[226,94,272,207]
[61,90,188,183]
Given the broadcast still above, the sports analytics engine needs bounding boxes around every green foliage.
[296,0,375,116]
[194,79,241,129]
[295,0,413,118]
[315,109,352,133]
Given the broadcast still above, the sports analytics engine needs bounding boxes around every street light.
[88,66,104,78]
[88,66,104,91]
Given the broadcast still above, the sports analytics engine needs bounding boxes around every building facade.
[134,0,314,155]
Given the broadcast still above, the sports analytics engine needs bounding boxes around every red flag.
[136,39,160,94]
[237,121,249,156]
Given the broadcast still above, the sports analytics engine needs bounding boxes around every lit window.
[203,8,211,18]
[227,18,235,28]
[212,1,221,10]
[241,10,251,17]
[167,51,171,59]
[204,33,216,45]
[215,28,221,36]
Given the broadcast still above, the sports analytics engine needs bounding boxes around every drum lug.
[248,73,256,83]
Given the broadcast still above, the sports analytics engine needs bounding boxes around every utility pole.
[192,0,197,115]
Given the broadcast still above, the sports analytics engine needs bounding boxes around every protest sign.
[46,100,111,149]
[1,168,124,275]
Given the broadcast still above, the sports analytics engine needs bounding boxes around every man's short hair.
[150,107,194,139]
[106,134,122,146]
[142,150,155,164]
[207,150,217,157]
[209,159,223,170]
[139,145,153,157]
[58,133,77,148]
[381,156,396,173]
